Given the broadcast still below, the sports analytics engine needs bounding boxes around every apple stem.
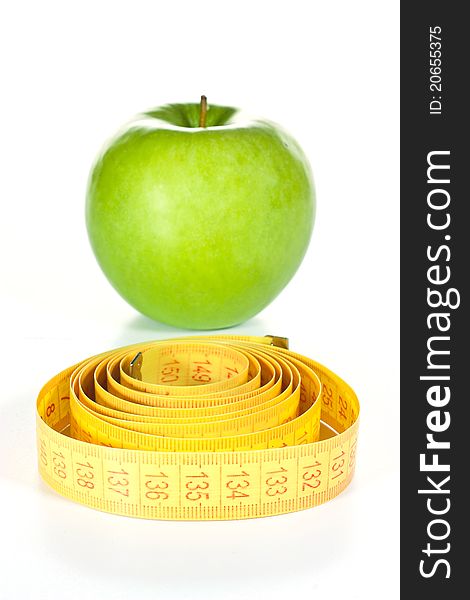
[199,95,207,128]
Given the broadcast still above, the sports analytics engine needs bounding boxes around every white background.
[0,1,399,598]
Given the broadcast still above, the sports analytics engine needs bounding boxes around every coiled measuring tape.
[36,335,360,520]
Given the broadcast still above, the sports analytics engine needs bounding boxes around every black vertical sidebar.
[401,2,468,596]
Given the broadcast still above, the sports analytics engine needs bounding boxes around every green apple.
[86,98,315,329]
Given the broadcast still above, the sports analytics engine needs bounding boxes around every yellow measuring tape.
[36,335,360,520]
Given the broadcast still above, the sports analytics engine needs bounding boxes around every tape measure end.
[266,335,289,350]
[129,351,143,380]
